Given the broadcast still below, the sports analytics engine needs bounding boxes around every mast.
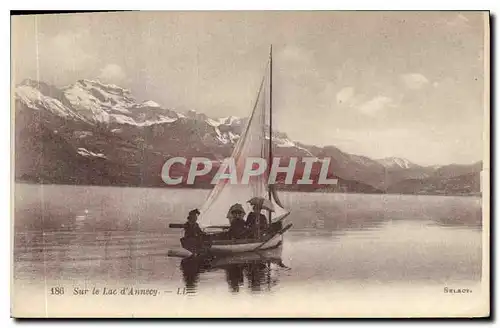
[267,45,273,224]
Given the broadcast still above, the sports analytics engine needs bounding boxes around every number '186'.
[50,287,64,295]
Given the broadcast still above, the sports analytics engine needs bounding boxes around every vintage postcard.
[11,11,490,318]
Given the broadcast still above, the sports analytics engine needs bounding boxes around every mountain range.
[14,79,482,196]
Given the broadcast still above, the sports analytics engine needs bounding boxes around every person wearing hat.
[227,204,248,239]
[183,209,204,238]
[246,203,269,239]
[180,209,209,255]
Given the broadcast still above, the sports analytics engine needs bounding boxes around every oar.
[205,225,230,230]
[277,223,293,235]
[169,223,230,230]
[167,249,192,258]
[253,223,293,251]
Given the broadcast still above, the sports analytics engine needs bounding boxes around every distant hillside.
[386,172,481,196]
[14,79,482,196]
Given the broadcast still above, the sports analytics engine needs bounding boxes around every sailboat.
[170,46,292,256]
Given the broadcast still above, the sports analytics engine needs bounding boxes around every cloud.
[330,124,481,166]
[401,73,429,90]
[98,64,127,84]
[359,96,394,116]
[41,30,95,73]
[336,87,355,105]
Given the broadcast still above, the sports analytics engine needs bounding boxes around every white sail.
[198,62,289,228]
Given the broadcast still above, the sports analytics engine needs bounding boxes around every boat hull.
[209,234,282,255]
[209,245,283,267]
[179,222,292,256]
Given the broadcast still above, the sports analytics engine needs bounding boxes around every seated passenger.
[246,204,269,239]
[227,204,248,239]
[183,209,205,238]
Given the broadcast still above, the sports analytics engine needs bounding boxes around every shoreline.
[13,181,482,198]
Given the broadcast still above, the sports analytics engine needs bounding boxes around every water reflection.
[224,264,245,292]
[180,247,286,294]
[13,184,483,287]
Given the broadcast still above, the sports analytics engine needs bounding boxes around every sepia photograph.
[10,11,489,318]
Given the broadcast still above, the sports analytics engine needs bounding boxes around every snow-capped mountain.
[16,79,323,154]
[17,79,182,127]
[16,79,253,144]
[13,79,482,195]
[377,157,419,169]
[15,79,318,153]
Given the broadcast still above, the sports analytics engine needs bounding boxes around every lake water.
[12,183,485,317]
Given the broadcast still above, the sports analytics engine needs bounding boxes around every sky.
[12,11,487,165]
